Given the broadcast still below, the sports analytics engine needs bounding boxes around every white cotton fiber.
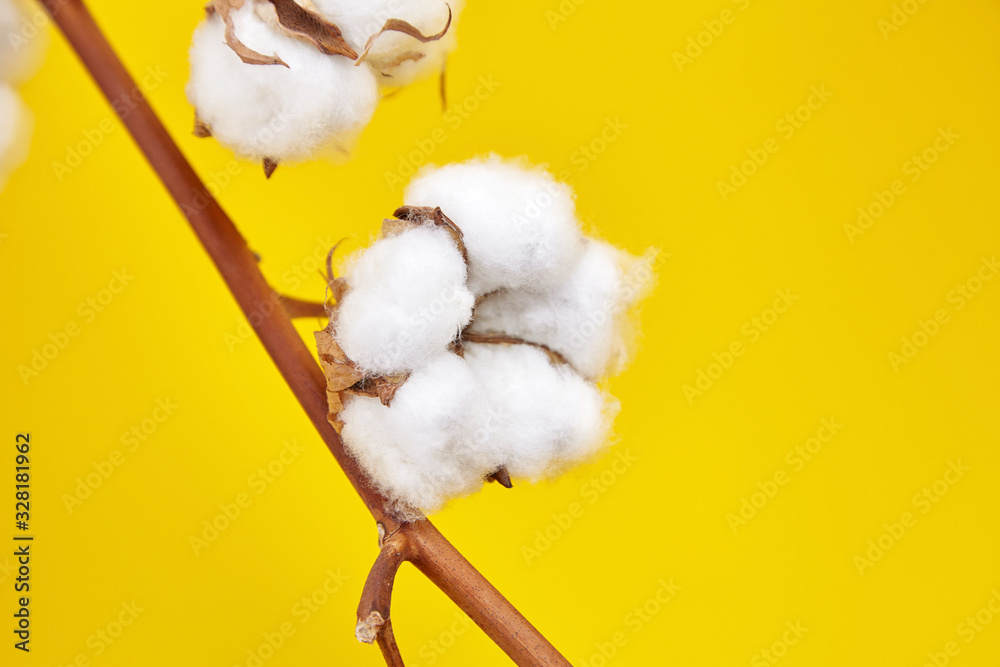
[334,225,475,375]
[404,155,585,296]
[186,5,379,162]
[464,342,616,480]
[313,0,461,86]
[0,0,44,83]
[340,353,492,516]
[0,83,30,189]
[469,240,650,380]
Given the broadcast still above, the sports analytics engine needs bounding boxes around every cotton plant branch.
[37,1,571,665]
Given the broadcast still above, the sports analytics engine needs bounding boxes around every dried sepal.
[462,331,574,370]
[315,325,365,432]
[378,51,424,78]
[209,0,290,67]
[347,373,411,408]
[487,467,513,488]
[392,205,468,264]
[354,5,453,66]
[261,0,358,59]
[193,115,212,138]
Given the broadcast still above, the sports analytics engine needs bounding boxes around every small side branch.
[277,293,328,319]
[357,529,412,665]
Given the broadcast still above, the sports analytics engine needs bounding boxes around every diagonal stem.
[36,2,572,666]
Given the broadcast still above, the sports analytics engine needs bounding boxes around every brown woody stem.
[38,2,571,666]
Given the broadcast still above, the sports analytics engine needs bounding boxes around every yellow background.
[2,0,1000,665]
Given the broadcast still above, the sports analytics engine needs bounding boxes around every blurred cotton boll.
[0,0,46,84]
[313,0,462,87]
[186,4,379,164]
[0,83,32,189]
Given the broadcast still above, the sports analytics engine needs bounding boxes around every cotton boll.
[313,0,461,87]
[469,240,650,380]
[0,83,31,189]
[340,353,491,516]
[0,0,45,83]
[464,343,617,480]
[404,155,585,296]
[334,225,475,375]
[186,5,378,162]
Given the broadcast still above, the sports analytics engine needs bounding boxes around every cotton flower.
[319,156,652,517]
[312,0,462,87]
[187,3,379,165]
[404,155,585,296]
[186,0,462,171]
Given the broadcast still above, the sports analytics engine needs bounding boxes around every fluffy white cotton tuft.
[334,225,475,375]
[404,155,585,296]
[469,240,653,379]
[0,83,31,189]
[0,0,45,83]
[340,353,491,517]
[464,343,616,480]
[320,155,650,517]
[313,0,462,87]
[186,5,379,162]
